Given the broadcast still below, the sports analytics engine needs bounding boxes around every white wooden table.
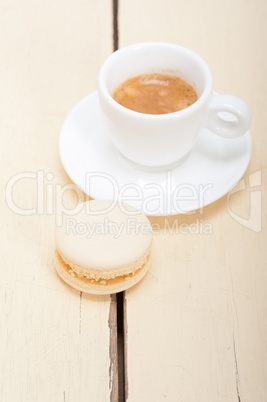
[1,1,266,401]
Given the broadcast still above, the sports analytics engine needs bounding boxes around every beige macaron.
[54,200,153,294]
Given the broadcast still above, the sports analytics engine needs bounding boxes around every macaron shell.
[55,249,151,295]
[55,200,152,271]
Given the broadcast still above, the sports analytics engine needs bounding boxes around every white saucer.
[59,91,252,216]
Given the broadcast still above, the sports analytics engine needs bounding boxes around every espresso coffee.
[112,73,198,114]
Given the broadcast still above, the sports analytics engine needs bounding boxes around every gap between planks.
[110,3,128,401]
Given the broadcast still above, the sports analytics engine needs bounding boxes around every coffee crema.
[112,73,198,115]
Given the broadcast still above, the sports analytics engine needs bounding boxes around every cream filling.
[57,248,151,282]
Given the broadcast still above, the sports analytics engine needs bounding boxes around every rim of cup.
[98,41,213,120]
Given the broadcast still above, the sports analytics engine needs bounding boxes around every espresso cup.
[98,42,251,168]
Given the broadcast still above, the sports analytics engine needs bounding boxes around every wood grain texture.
[0,1,116,401]
[120,0,267,400]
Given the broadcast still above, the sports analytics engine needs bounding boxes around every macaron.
[54,200,153,294]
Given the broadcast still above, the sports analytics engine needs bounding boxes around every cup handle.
[206,93,251,138]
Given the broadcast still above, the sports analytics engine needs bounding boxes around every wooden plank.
[0,1,117,401]
[120,0,267,400]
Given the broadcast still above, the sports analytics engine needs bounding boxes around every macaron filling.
[55,248,151,287]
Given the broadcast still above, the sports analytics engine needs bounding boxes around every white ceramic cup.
[98,42,251,168]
